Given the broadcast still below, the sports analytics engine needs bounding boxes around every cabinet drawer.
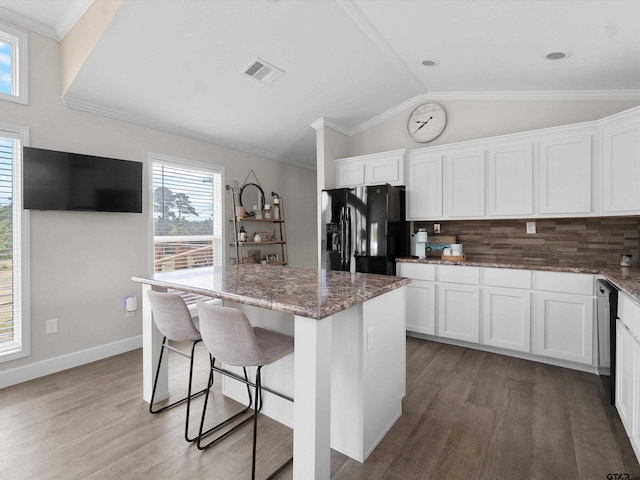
[438,265,480,285]
[618,292,640,336]
[398,262,436,281]
[534,271,594,296]
[483,268,531,289]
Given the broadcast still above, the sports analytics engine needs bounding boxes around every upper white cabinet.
[602,115,640,214]
[443,148,485,217]
[335,149,405,188]
[538,132,593,215]
[407,151,443,219]
[336,161,364,187]
[486,142,533,216]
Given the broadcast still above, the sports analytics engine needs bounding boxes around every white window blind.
[0,128,26,359]
[152,157,223,272]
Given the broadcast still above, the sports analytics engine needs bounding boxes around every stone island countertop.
[132,265,411,320]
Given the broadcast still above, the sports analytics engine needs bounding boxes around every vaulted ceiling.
[1,0,640,168]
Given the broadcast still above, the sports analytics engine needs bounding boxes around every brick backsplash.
[413,217,640,269]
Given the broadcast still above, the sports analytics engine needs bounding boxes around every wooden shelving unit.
[228,201,288,266]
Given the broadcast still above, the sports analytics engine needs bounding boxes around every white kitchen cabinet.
[533,292,594,365]
[616,319,635,433]
[632,339,640,458]
[335,160,364,187]
[482,287,531,353]
[538,133,593,215]
[486,142,533,216]
[443,149,485,217]
[398,263,436,335]
[405,280,436,335]
[602,116,640,214]
[438,283,480,343]
[407,151,442,219]
[335,149,405,188]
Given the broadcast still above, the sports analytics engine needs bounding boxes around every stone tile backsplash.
[413,217,640,269]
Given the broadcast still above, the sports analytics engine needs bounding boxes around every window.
[152,154,223,273]
[0,25,28,105]
[0,122,29,362]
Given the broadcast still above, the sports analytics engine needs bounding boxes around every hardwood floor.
[1,337,639,479]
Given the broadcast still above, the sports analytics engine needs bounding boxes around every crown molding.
[61,95,316,171]
[0,0,94,40]
[0,6,58,39]
[310,117,352,136]
[56,0,94,39]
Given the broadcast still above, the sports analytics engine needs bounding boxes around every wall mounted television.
[23,147,143,213]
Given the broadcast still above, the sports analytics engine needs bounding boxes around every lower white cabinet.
[438,283,480,343]
[617,320,635,435]
[482,287,531,353]
[405,280,435,335]
[533,292,594,365]
[399,262,598,367]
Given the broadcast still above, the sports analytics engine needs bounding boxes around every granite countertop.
[396,257,600,274]
[132,265,411,320]
[397,256,640,303]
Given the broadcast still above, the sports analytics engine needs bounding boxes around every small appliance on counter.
[411,228,428,258]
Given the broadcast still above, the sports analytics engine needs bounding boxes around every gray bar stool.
[146,290,211,442]
[196,301,294,480]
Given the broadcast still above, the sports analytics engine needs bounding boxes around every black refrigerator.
[321,184,409,276]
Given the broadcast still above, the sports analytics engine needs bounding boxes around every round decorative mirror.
[239,183,265,212]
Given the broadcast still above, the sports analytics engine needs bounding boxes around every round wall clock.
[407,103,447,143]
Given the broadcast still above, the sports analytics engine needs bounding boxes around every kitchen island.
[132,265,410,480]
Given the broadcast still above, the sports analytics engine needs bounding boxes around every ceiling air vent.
[242,57,285,85]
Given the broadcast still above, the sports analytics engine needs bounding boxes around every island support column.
[141,283,168,403]
[293,314,333,480]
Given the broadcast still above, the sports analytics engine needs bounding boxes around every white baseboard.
[0,336,142,389]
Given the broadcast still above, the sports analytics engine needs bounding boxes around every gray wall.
[0,21,317,376]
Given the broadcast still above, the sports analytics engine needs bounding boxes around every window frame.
[0,121,30,363]
[148,153,225,272]
[0,23,28,105]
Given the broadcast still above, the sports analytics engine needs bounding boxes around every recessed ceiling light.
[544,50,572,60]
[421,59,439,67]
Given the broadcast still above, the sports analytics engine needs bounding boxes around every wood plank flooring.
[1,337,639,479]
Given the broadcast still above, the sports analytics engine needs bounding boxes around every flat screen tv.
[23,147,143,213]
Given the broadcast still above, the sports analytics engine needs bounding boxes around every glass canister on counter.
[253,204,263,219]
[264,204,272,219]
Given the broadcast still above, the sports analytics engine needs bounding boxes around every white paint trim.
[309,117,351,136]
[55,0,94,40]
[61,95,317,171]
[337,0,426,96]
[0,6,57,40]
[0,335,142,389]
[0,0,93,40]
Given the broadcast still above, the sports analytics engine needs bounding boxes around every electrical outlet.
[434,223,441,234]
[45,318,58,335]
[526,221,536,234]
[367,327,374,351]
